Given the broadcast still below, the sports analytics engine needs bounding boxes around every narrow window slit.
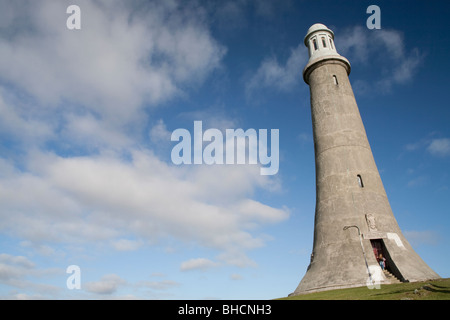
[357,175,364,188]
[333,75,338,85]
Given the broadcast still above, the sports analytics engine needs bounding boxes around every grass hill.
[278,278,450,300]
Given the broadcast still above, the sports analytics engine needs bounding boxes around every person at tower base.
[378,254,386,270]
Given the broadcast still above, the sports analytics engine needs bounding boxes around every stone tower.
[291,24,439,295]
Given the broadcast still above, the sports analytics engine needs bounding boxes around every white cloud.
[337,26,424,93]
[0,149,289,267]
[0,254,61,297]
[149,119,172,145]
[0,0,226,126]
[405,136,450,158]
[246,25,422,97]
[0,2,290,298]
[405,141,425,151]
[427,138,450,157]
[180,258,219,271]
[230,273,242,280]
[0,89,55,146]
[111,239,143,252]
[0,254,35,270]
[246,44,307,96]
[62,113,134,151]
[84,274,126,295]
[407,175,429,188]
[391,48,422,84]
[138,279,180,291]
[337,26,370,64]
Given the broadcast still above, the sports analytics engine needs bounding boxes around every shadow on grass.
[422,284,450,295]
[278,278,450,300]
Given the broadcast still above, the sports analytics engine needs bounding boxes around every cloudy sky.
[0,0,449,300]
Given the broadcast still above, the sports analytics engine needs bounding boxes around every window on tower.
[333,75,338,85]
[313,39,318,51]
[322,37,327,48]
[357,175,364,188]
[329,37,334,50]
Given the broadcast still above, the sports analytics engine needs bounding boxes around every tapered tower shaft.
[291,24,439,295]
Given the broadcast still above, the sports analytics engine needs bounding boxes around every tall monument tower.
[291,24,439,295]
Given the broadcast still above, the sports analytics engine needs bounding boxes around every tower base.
[290,231,440,296]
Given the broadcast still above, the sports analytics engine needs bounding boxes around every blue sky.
[0,0,449,300]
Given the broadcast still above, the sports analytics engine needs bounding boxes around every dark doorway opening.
[370,239,405,282]
[371,239,388,269]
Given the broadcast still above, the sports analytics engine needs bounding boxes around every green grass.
[277,278,450,300]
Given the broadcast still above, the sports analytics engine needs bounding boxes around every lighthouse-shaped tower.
[291,24,439,295]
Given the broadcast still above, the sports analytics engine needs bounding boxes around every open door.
[370,239,405,282]
[370,239,387,269]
